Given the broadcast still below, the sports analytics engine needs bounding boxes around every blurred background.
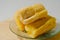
[0,0,60,22]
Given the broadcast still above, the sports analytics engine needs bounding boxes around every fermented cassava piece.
[25,15,56,38]
[18,4,47,24]
[14,10,25,31]
[14,4,56,38]
[14,4,48,31]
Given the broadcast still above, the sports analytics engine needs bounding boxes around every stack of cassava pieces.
[14,4,56,38]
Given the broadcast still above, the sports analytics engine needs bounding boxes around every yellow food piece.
[25,15,50,32]
[32,4,45,12]
[24,9,48,24]
[19,7,35,20]
[14,11,25,31]
[25,16,56,38]
[14,4,47,31]
[19,4,46,24]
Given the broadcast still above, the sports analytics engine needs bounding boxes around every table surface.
[0,20,20,40]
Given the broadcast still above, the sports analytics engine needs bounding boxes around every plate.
[9,21,60,40]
